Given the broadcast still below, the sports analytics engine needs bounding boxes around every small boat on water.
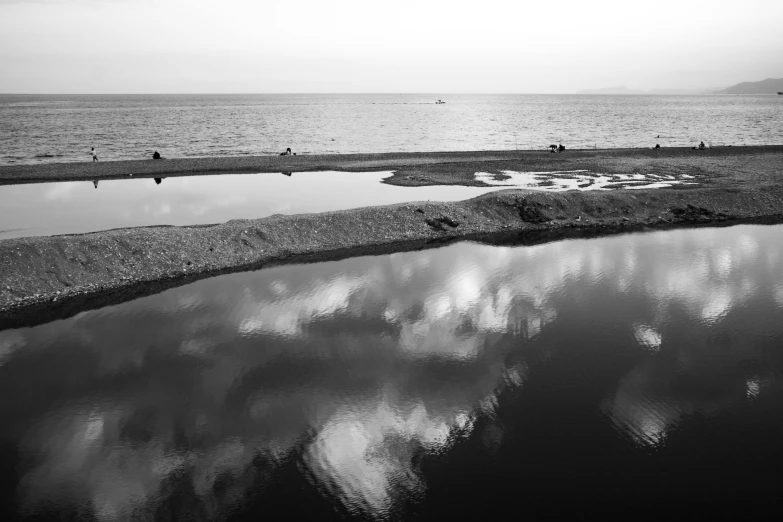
[436,99,446,104]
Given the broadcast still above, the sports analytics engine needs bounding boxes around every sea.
[1,94,782,166]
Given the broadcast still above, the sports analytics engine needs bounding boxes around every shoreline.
[2,145,782,185]
[2,146,783,326]
[3,180,783,327]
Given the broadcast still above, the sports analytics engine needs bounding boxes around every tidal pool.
[1,224,783,519]
[0,171,504,239]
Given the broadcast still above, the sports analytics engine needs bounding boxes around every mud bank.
[3,184,783,326]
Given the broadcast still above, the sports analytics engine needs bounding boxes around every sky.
[1,0,782,93]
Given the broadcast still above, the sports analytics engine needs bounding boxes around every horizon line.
[0,91,735,96]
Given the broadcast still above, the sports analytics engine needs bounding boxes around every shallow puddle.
[475,169,696,190]
[1,224,783,519]
[0,171,505,239]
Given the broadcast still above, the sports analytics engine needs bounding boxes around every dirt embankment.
[3,183,783,327]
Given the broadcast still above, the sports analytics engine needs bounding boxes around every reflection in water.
[475,170,696,191]
[1,225,783,519]
[0,171,506,239]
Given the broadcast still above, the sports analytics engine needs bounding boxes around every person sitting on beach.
[699,141,705,149]
[549,144,557,153]
[152,151,162,160]
[558,144,566,152]
[655,144,660,149]
[90,147,98,162]
[280,147,292,156]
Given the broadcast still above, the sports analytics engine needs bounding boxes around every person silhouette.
[90,147,98,162]
[279,147,292,156]
[152,151,162,160]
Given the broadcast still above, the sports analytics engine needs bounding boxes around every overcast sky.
[1,0,782,93]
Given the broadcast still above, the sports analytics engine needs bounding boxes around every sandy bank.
[2,146,782,186]
[3,183,783,328]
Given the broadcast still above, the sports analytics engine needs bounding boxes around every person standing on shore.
[90,147,98,162]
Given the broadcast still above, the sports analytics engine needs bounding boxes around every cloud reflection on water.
[0,171,505,239]
[1,224,783,519]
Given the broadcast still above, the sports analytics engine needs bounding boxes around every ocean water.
[1,94,782,166]
[2,224,783,519]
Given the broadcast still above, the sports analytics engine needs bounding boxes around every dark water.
[1,224,783,520]
[0,171,507,239]
[2,94,782,165]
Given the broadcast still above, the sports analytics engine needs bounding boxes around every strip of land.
[2,145,782,186]
[1,146,782,327]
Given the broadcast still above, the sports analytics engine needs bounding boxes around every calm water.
[0,169,689,240]
[2,94,782,165]
[0,171,508,239]
[1,224,783,519]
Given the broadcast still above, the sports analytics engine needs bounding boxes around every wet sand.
[2,146,782,186]
[1,146,783,324]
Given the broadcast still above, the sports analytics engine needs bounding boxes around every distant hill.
[718,78,783,94]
